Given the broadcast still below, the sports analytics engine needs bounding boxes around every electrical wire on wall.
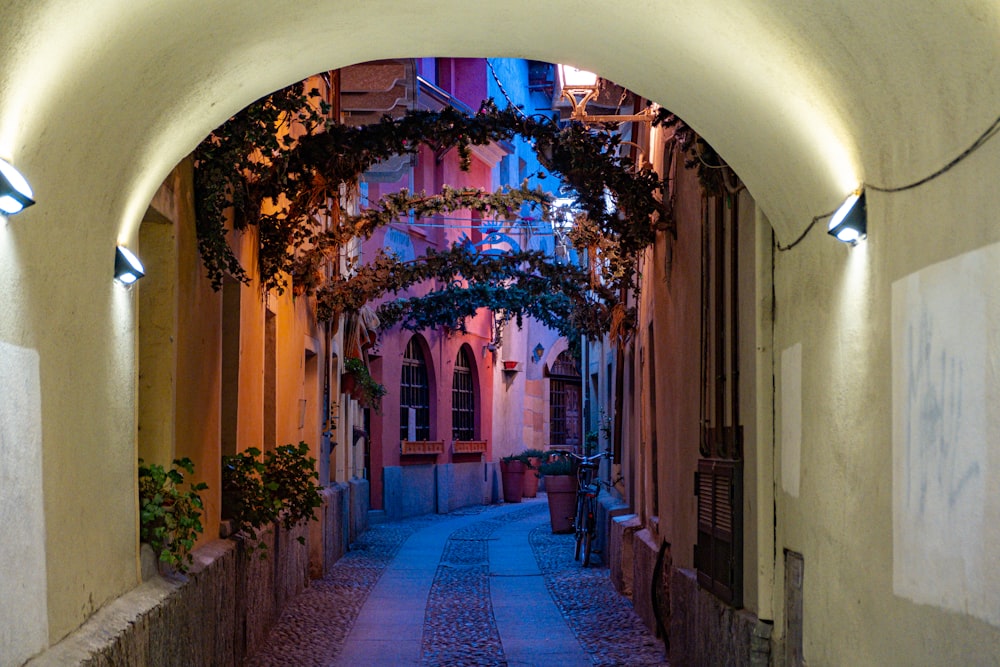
[486,58,528,119]
[777,111,1000,251]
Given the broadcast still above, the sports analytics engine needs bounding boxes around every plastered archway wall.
[0,1,998,660]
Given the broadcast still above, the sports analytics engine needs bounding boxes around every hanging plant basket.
[341,372,358,396]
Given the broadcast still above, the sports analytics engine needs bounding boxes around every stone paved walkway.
[246,496,667,666]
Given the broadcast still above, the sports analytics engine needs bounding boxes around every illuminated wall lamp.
[115,246,145,285]
[0,158,35,215]
[827,190,867,244]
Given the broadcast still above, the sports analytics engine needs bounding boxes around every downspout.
[730,192,741,458]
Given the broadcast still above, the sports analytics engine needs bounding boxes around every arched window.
[452,346,475,441]
[549,349,582,449]
[400,337,431,441]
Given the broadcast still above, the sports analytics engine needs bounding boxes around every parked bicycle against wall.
[570,449,610,567]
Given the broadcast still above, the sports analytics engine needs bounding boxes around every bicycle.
[570,449,609,566]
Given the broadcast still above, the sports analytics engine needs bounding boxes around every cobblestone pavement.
[247,499,668,666]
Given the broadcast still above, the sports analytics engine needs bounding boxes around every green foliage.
[653,108,736,197]
[513,449,547,472]
[318,241,621,340]
[265,442,324,538]
[538,452,575,477]
[221,443,323,554]
[194,88,670,343]
[221,447,275,553]
[194,83,330,290]
[343,357,388,413]
[138,458,208,573]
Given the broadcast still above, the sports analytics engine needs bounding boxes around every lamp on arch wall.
[827,190,867,244]
[115,246,145,285]
[0,158,35,215]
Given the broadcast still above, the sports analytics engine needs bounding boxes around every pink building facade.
[347,58,569,517]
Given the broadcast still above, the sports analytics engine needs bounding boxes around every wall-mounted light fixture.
[827,190,867,244]
[557,64,655,124]
[0,158,35,215]
[114,246,145,284]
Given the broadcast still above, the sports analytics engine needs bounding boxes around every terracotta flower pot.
[545,474,578,533]
[522,457,541,498]
[500,459,525,503]
[341,372,357,396]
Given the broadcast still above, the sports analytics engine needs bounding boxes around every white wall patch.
[892,242,998,627]
[781,343,803,498]
[0,340,49,663]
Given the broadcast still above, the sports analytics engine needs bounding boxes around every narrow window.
[400,337,431,441]
[452,347,475,441]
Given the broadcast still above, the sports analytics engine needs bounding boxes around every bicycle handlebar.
[568,449,611,465]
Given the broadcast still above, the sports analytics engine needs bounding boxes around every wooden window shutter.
[694,458,743,607]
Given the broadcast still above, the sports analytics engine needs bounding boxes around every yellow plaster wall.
[172,159,224,548]
[770,145,1000,663]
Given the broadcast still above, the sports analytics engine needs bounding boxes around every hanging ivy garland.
[193,81,672,342]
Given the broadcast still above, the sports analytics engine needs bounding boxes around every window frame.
[400,337,431,442]
[451,346,476,442]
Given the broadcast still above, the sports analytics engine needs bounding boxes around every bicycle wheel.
[573,493,587,561]
[582,496,596,566]
[582,529,594,567]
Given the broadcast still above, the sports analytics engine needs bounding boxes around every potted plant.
[138,457,208,573]
[521,448,546,498]
[342,357,387,412]
[540,452,577,533]
[499,454,525,503]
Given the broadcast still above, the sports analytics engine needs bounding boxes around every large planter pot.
[545,475,578,533]
[522,457,541,498]
[500,460,525,503]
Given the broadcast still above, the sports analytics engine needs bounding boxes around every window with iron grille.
[400,337,430,441]
[549,350,581,449]
[452,346,475,441]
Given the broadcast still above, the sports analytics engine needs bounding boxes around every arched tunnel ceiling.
[1,0,997,242]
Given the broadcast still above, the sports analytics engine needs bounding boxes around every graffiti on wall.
[892,242,998,627]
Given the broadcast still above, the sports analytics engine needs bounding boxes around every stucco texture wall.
[771,140,1000,663]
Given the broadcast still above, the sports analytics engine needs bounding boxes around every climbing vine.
[653,109,738,197]
[193,81,671,341]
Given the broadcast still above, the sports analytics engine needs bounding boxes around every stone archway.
[3,1,999,656]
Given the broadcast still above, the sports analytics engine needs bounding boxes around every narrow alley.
[246,498,666,667]
[7,4,1000,665]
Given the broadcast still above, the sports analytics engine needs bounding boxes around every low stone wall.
[28,522,303,666]
[670,568,771,667]
[348,478,369,544]
[383,462,491,520]
[608,513,640,597]
[632,528,660,636]
[436,462,490,513]
[596,495,630,569]
[383,465,436,519]
[29,484,358,666]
